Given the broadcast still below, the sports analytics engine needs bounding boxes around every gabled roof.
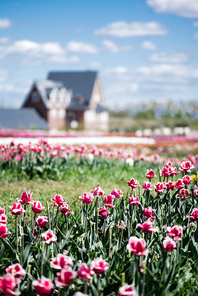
[47,71,97,102]
[22,80,63,109]
[0,109,49,130]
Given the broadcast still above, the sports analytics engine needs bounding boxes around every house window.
[31,91,39,103]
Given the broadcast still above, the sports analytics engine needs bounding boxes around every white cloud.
[107,67,129,74]
[89,61,103,68]
[150,52,188,63]
[94,21,167,37]
[102,39,132,53]
[193,32,198,39]
[0,83,29,94]
[0,71,7,82]
[141,40,157,50]
[130,83,139,92]
[66,41,98,54]
[0,39,80,65]
[147,0,198,18]
[0,18,12,29]
[0,37,9,44]
[194,21,198,26]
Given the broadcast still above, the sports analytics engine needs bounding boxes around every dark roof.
[47,71,97,102]
[0,109,49,130]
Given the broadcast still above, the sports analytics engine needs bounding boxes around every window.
[31,91,40,103]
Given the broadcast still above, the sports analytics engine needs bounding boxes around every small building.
[22,71,109,131]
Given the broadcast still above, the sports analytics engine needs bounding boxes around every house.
[22,71,109,131]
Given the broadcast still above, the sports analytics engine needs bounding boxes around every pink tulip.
[118,284,137,296]
[127,236,148,257]
[194,187,198,198]
[90,258,109,275]
[55,266,77,288]
[73,293,88,296]
[145,169,156,179]
[51,194,64,207]
[182,175,192,185]
[79,192,93,205]
[104,194,115,208]
[116,220,126,229]
[0,224,11,239]
[6,264,26,278]
[60,202,74,216]
[0,214,7,224]
[99,206,110,219]
[127,178,138,189]
[179,161,194,173]
[142,182,152,191]
[111,188,122,198]
[0,273,20,296]
[161,236,176,252]
[41,230,57,244]
[77,263,94,282]
[16,191,34,205]
[91,187,104,196]
[36,216,48,228]
[166,181,175,191]
[176,189,190,200]
[154,182,166,193]
[137,220,157,233]
[32,201,44,214]
[187,208,198,221]
[175,179,184,190]
[129,196,140,206]
[143,207,155,220]
[0,207,5,215]
[166,225,183,242]
[50,254,73,270]
[33,276,54,296]
[9,203,25,216]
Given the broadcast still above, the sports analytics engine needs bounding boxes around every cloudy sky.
[0,0,198,109]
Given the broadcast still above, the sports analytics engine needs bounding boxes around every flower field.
[0,140,198,295]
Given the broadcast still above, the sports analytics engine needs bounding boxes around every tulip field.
[0,140,198,295]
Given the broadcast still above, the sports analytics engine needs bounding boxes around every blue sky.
[0,0,198,109]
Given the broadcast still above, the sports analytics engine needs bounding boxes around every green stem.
[85,205,88,237]
[15,216,18,254]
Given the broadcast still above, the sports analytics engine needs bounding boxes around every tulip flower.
[32,201,44,214]
[161,236,176,252]
[137,220,158,234]
[127,236,148,257]
[9,203,25,216]
[116,220,126,229]
[55,266,77,288]
[0,214,7,224]
[154,182,166,193]
[0,207,5,215]
[77,263,95,282]
[166,225,183,242]
[182,175,192,185]
[118,284,137,296]
[145,169,156,179]
[90,258,109,275]
[143,207,155,220]
[99,206,110,219]
[36,216,48,228]
[73,293,88,296]
[127,178,138,189]
[60,202,74,215]
[175,179,184,190]
[111,188,122,198]
[187,208,198,221]
[51,194,64,207]
[0,273,20,296]
[33,276,54,296]
[41,230,57,244]
[176,189,190,200]
[6,264,26,278]
[91,187,104,196]
[142,182,152,191]
[166,181,175,191]
[0,224,11,239]
[179,161,194,173]
[50,254,73,270]
[104,194,115,208]
[129,196,140,206]
[79,192,93,205]
[16,191,34,205]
